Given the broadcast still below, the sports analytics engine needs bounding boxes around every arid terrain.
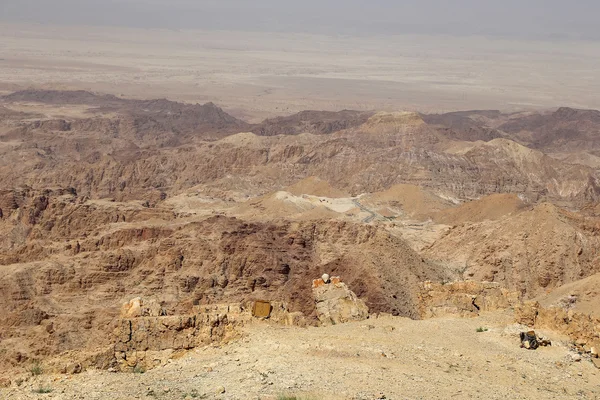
[2,23,600,121]
[1,45,600,398]
[3,313,600,400]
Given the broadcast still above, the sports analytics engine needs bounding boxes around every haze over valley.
[1,2,600,398]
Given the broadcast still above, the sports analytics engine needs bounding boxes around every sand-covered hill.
[536,272,600,318]
[425,203,600,297]
[433,193,525,225]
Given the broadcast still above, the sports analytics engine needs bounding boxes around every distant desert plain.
[2,23,600,121]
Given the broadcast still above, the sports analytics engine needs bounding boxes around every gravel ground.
[3,311,599,400]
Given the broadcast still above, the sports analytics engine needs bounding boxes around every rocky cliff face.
[2,90,600,378]
[113,303,246,372]
[0,188,448,374]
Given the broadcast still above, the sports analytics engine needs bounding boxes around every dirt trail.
[352,198,378,223]
[4,311,599,400]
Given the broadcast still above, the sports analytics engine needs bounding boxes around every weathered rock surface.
[425,203,600,298]
[112,300,306,371]
[312,279,369,325]
[120,297,165,318]
[2,90,600,381]
[417,281,520,318]
[515,301,600,353]
[114,311,235,371]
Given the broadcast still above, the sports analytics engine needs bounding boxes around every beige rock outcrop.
[120,297,165,318]
[112,301,307,371]
[312,278,369,325]
[515,300,600,355]
[113,303,246,371]
[417,281,520,318]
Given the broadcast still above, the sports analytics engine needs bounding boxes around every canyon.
[1,89,600,398]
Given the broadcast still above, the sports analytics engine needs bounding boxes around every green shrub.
[476,327,489,332]
[133,365,146,374]
[29,362,43,376]
[32,386,53,394]
[182,389,204,399]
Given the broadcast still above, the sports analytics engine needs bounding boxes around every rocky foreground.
[2,311,599,400]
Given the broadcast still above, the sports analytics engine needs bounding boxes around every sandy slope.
[536,273,600,319]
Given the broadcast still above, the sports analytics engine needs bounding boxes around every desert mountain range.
[1,90,600,396]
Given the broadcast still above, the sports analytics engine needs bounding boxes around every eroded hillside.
[1,90,600,385]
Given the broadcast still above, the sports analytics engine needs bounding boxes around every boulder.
[313,279,368,325]
[121,297,142,318]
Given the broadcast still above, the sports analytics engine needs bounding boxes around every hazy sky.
[1,0,599,40]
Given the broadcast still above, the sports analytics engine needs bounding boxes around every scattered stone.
[66,363,82,374]
[592,358,600,369]
[215,386,226,394]
[520,331,538,350]
[570,353,582,362]
[590,347,598,358]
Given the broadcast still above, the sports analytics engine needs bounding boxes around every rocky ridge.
[1,90,600,385]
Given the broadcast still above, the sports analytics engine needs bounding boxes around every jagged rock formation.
[0,188,447,375]
[2,90,600,379]
[498,107,600,153]
[1,90,599,203]
[312,278,369,325]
